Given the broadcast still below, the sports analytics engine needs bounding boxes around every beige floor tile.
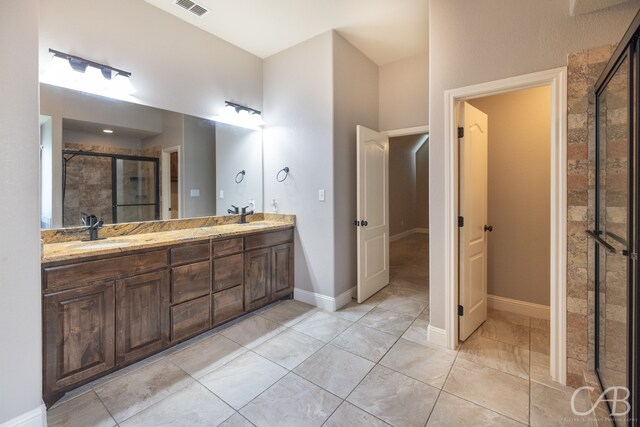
[219,413,256,427]
[530,381,593,426]
[530,350,558,388]
[333,300,377,322]
[379,338,456,388]
[347,365,439,427]
[443,358,529,424]
[402,319,429,346]
[253,329,324,369]
[417,307,430,322]
[357,307,415,336]
[427,392,524,426]
[458,333,529,379]
[260,300,318,327]
[384,285,429,303]
[240,373,341,427]
[94,359,195,423]
[530,327,550,355]
[167,334,247,378]
[488,309,530,327]
[291,311,353,342]
[477,318,530,349]
[294,344,374,398]
[531,317,551,331]
[220,315,286,349]
[331,323,398,362]
[377,294,428,317]
[119,382,234,426]
[47,391,115,427]
[324,402,391,427]
[199,352,287,409]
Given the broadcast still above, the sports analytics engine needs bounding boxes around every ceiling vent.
[174,0,209,17]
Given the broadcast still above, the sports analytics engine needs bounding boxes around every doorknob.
[484,225,493,232]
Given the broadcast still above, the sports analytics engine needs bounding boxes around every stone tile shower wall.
[566,44,615,387]
[63,142,160,227]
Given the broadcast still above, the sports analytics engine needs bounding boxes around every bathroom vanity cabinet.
[41,227,294,406]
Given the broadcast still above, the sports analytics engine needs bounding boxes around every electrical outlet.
[272,198,278,213]
[248,199,255,210]
[190,189,200,197]
[318,189,325,201]
[219,190,224,199]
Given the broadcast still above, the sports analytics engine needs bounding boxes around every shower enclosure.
[590,12,639,426]
[62,150,159,226]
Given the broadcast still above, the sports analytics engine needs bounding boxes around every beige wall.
[0,0,43,423]
[389,134,429,236]
[469,86,551,306]
[416,140,429,229]
[379,53,429,131]
[333,32,379,297]
[428,0,639,331]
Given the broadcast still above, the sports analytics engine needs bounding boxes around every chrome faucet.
[81,213,104,241]
[239,206,254,224]
[227,205,240,215]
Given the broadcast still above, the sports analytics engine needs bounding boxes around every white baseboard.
[427,324,449,348]
[294,287,355,312]
[390,228,429,242]
[488,294,550,320]
[0,404,46,427]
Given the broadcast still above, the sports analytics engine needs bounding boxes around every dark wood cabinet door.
[271,243,294,300]
[213,285,244,325]
[244,248,271,311]
[116,270,169,364]
[213,253,244,292]
[44,281,115,395]
[171,261,210,304]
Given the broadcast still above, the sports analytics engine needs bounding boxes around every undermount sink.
[72,241,131,250]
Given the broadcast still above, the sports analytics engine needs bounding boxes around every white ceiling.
[144,0,429,65]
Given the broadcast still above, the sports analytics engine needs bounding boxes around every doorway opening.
[442,67,567,384]
[161,146,181,220]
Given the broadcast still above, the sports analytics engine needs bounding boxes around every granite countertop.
[42,218,294,265]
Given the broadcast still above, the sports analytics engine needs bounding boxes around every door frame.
[161,146,182,220]
[441,67,567,384]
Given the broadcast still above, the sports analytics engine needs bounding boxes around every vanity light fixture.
[41,49,136,99]
[212,101,264,130]
[102,129,114,134]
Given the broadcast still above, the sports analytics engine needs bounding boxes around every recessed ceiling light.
[103,129,114,134]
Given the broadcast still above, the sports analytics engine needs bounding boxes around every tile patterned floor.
[47,234,594,426]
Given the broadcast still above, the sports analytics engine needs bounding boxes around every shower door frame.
[593,11,640,425]
[62,150,160,225]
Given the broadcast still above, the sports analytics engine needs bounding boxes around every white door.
[356,125,390,303]
[458,102,489,341]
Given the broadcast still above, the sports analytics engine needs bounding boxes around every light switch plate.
[190,189,200,197]
[219,190,224,199]
[319,189,325,201]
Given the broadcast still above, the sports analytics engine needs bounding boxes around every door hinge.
[458,216,464,227]
[458,305,464,316]
[458,127,464,138]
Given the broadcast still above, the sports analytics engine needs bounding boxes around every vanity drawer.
[171,261,210,304]
[244,229,293,250]
[213,253,244,292]
[170,295,210,343]
[212,285,244,325]
[170,243,209,265]
[44,250,168,290]
[212,238,243,258]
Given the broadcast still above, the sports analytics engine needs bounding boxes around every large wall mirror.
[39,84,263,229]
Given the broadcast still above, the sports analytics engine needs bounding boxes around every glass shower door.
[113,157,159,223]
[594,51,631,426]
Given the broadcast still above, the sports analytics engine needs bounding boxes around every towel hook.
[276,167,290,182]
[235,170,246,184]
